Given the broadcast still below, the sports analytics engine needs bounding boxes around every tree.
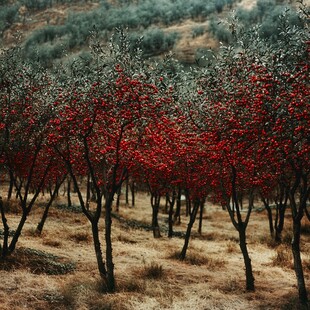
[49,29,166,291]
[0,46,63,257]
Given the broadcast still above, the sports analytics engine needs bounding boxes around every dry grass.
[0,191,309,310]
[169,248,226,268]
[271,245,293,269]
[226,240,239,253]
[141,262,165,280]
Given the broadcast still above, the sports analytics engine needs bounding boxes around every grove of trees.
[0,3,309,307]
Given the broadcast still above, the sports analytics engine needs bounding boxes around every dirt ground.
[0,190,309,310]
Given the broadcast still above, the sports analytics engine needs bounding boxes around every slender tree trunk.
[7,170,14,200]
[91,220,107,280]
[164,193,169,214]
[185,189,191,217]
[179,199,199,260]
[130,182,135,207]
[198,199,205,235]
[36,178,65,234]
[86,174,91,210]
[275,202,286,242]
[67,178,72,208]
[261,197,274,237]
[105,193,115,292]
[115,186,121,212]
[173,187,182,224]
[226,165,255,291]
[151,193,161,238]
[238,226,255,291]
[8,211,28,254]
[0,197,9,257]
[125,178,129,205]
[168,191,176,238]
[291,219,308,305]
[36,199,53,234]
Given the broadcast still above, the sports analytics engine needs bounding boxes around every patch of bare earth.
[0,189,309,309]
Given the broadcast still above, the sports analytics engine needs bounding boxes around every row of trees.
[0,6,309,306]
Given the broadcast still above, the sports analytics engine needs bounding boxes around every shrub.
[192,26,205,38]
[0,5,19,35]
[142,262,164,279]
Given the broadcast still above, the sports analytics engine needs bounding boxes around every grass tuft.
[272,245,292,269]
[142,262,164,280]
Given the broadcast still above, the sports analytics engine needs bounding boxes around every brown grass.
[0,191,309,310]
[271,245,293,269]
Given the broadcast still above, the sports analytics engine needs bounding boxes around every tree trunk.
[0,197,9,257]
[67,178,72,208]
[173,187,182,224]
[7,170,14,200]
[8,211,28,254]
[227,165,255,291]
[179,199,199,260]
[105,194,115,292]
[275,201,286,242]
[91,220,107,280]
[36,198,53,234]
[115,186,121,212]
[168,191,176,238]
[261,197,274,237]
[239,226,255,291]
[151,193,161,238]
[36,177,65,234]
[125,178,129,205]
[185,189,191,217]
[291,218,308,304]
[130,182,135,207]
[198,199,205,235]
[86,173,91,210]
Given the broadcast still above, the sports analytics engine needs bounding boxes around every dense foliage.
[0,2,309,305]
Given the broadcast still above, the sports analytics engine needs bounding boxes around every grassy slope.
[1,0,308,63]
[0,189,309,310]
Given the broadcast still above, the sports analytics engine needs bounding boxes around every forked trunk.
[179,199,200,260]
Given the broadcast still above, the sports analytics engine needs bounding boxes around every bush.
[136,28,178,57]
[20,0,51,11]
[192,25,205,38]
[142,262,164,279]
[0,5,19,35]
[208,19,232,44]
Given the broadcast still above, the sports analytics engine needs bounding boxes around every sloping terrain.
[0,190,309,309]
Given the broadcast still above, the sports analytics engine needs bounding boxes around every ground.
[0,190,309,310]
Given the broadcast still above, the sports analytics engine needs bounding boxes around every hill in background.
[0,0,308,66]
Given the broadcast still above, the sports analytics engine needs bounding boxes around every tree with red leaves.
[188,9,309,301]
[0,46,64,257]
[48,30,168,292]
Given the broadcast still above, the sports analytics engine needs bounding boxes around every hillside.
[0,0,307,65]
